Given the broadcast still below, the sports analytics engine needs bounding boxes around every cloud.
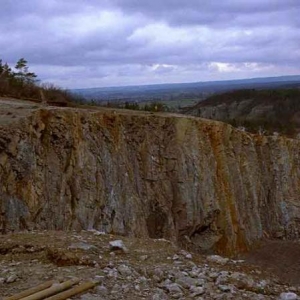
[111,0,300,27]
[0,0,299,88]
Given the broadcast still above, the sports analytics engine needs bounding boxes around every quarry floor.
[0,231,299,299]
[240,240,300,286]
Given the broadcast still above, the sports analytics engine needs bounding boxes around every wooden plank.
[3,280,57,300]
[45,281,96,300]
[20,278,80,300]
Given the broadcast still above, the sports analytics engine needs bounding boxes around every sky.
[1,0,300,88]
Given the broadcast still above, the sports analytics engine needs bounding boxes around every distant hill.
[72,75,300,105]
[184,88,300,137]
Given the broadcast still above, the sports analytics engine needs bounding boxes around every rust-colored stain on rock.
[0,100,300,256]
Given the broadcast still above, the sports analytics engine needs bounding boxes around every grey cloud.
[111,0,300,27]
[0,1,299,88]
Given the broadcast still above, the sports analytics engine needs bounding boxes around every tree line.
[195,88,300,138]
[0,58,76,105]
[0,58,38,98]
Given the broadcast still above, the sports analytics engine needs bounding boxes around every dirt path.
[240,240,300,285]
[0,97,42,125]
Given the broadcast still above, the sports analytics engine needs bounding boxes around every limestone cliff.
[1,100,300,255]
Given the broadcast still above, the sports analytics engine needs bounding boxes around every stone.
[107,268,118,278]
[88,229,106,235]
[95,285,108,296]
[207,255,229,265]
[228,272,255,290]
[80,293,100,300]
[140,255,148,261]
[153,275,161,283]
[152,268,165,282]
[231,259,245,264]
[209,272,219,280]
[186,253,193,259]
[68,242,97,251]
[6,274,18,283]
[122,284,131,293]
[117,264,132,276]
[165,283,183,294]
[190,285,205,297]
[189,270,199,278]
[111,283,122,294]
[179,250,193,259]
[109,240,128,253]
[256,279,268,290]
[137,276,148,284]
[175,275,198,289]
[152,288,168,300]
[161,279,172,287]
[216,272,229,285]
[279,292,298,300]
[218,285,232,292]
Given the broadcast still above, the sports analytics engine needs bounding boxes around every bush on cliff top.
[0,58,79,105]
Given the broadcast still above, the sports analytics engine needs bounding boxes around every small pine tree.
[14,58,37,85]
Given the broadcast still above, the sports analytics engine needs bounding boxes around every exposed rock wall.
[1,107,300,255]
[185,99,274,120]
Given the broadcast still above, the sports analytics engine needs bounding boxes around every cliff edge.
[0,98,300,255]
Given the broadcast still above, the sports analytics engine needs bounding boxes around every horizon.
[72,74,300,90]
[1,1,300,89]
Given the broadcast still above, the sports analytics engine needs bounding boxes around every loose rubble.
[279,292,298,300]
[1,231,300,300]
[109,240,129,253]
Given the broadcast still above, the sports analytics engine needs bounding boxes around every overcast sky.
[1,0,300,88]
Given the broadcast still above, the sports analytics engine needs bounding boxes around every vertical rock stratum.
[0,99,300,255]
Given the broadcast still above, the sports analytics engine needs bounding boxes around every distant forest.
[1,58,300,137]
[185,88,300,137]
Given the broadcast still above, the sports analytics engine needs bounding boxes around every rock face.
[183,89,300,137]
[0,103,300,255]
[186,98,273,121]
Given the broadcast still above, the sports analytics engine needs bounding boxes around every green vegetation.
[196,88,300,107]
[189,88,300,137]
[0,58,40,99]
[105,100,169,112]
[0,58,78,105]
[228,118,297,137]
[0,58,172,112]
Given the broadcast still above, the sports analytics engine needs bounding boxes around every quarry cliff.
[184,89,300,137]
[0,98,300,256]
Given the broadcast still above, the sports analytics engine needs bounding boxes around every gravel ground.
[0,231,299,300]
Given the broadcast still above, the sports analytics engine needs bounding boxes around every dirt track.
[0,97,41,125]
[240,240,300,285]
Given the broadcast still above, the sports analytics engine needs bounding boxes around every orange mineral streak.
[1,99,300,255]
[208,124,248,255]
